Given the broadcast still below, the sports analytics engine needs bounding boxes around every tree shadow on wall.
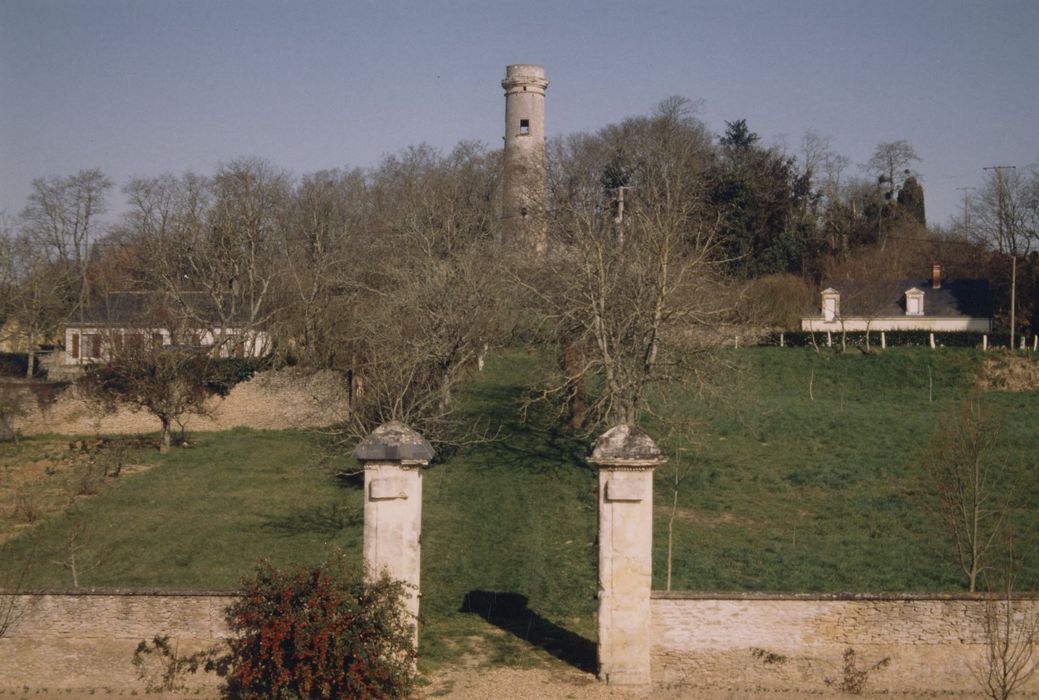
[459,590,596,673]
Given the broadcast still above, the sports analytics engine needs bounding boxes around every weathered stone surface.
[353,421,435,463]
[589,424,665,466]
[356,422,430,654]
[502,64,549,252]
[650,594,1039,694]
[0,591,232,691]
[592,425,665,686]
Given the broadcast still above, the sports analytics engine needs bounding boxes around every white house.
[63,291,270,365]
[801,265,993,333]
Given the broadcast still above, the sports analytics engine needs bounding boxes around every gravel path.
[416,666,864,699]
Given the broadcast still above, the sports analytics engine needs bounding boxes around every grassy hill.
[1,347,1037,668]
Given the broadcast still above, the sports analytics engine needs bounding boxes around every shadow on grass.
[459,590,596,673]
[259,503,361,537]
[334,470,365,490]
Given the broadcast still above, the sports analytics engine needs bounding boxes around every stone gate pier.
[353,421,435,651]
[589,424,666,685]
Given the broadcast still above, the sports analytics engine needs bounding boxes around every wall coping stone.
[652,590,1039,601]
[0,588,236,596]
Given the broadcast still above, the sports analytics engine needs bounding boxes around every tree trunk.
[561,338,586,430]
[160,417,172,453]
[25,330,35,379]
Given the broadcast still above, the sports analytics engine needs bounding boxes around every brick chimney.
[932,263,942,289]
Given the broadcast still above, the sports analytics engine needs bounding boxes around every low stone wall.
[0,589,233,693]
[651,591,1039,696]
[14,367,349,436]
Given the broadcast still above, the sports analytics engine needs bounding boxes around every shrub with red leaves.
[219,560,416,699]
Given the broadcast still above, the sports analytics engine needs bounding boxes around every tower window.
[519,119,530,135]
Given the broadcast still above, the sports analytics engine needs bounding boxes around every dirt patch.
[0,437,157,544]
[977,352,1039,391]
[415,666,865,699]
[11,367,350,437]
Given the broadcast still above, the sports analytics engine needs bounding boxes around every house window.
[82,334,101,359]
[519,119,530,135]
[70,333,80,360]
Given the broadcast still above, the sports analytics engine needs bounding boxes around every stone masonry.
[651,592,1039,694]
[590,424,666,685]
[354,421,435,652]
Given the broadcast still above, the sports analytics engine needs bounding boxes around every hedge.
[0,352,44,378]
[204,356,273,396]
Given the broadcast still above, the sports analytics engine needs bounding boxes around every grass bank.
[1,347,1037,669]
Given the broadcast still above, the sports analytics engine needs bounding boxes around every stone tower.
[501,64,549,253]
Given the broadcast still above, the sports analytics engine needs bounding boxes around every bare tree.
[923,400,1006,592]
[865,140,920,201]
[333,142,504,443]
[0,232,72,377]
[970,166,1038,258]
[19,169,112,316]
[530,98,733,426]
[123,160,287,355]
[276,168,367,368]
[79,344,217,452]
[976,535,1039,700]
[0,540,32,640]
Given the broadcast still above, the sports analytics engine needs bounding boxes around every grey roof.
[814,278,992,318]
[72,292,251,326]
[353,422,436,463]
[589,424,665,464]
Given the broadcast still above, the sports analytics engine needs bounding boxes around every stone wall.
[6,589,1038,694]
[0,590,233,692]
[651,591,1039,695]
[14,367,349,436]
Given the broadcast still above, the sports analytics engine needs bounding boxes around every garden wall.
[651,591,1039,695]
[0,589,232,693]
[13,368,349,437]
[4,590,1037,694]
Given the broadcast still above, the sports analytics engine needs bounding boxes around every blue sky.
[1,0,1037,228]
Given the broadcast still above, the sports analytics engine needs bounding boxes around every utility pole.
[984,166,1017,349]
[956,187,975,238]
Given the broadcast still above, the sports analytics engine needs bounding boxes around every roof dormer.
[905,287,925,316]
[821,288,840,322]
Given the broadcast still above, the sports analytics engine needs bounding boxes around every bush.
[205,357,272,397]
[220,561,416,699]
[0,352,43,378]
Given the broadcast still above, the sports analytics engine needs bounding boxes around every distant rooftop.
[72,292,251,326]
[813,278,992,318]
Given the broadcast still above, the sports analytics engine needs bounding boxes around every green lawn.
[1,347,1037,669]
